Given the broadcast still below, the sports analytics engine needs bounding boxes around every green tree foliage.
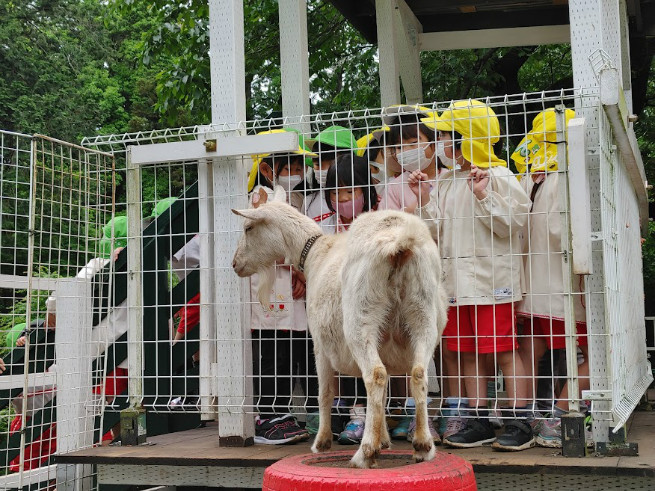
[112,0,379,122]
[0,0,167,142]
[0,0,652,312]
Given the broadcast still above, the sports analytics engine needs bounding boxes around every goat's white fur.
[232,201,447,468]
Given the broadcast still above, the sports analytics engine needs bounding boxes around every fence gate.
[0,130,115,490]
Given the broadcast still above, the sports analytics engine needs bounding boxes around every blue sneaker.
[391,416,412,440]
[338,407,365,445]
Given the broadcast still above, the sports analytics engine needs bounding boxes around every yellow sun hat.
[355,127,390,157]
[511,108,576,174]
[422,99,507,168]
[247,129,317,193]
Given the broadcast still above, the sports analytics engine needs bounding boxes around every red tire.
[263,450,476,491]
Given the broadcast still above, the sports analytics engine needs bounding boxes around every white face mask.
[436,140,459,169]
[314,168,329,188]
[277,175,302,191]
[396,143,432,173]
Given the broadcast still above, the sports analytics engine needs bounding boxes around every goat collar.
[298,234,321,272]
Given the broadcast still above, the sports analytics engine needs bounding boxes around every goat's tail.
[378,232,417,269]
[347,211,434,271]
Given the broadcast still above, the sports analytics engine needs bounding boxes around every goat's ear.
[271,185,288,203]
[232,208,256,219]
[232,208,267,224]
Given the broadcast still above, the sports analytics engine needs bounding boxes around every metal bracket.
[581,390,612,400]
[594,426,639,456]
[120,406,147,446]
[562,412,586,457]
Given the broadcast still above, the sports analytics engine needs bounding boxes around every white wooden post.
[567,118,593,276]
[568,0,633,445]
[395,0,423,104]
[555,106,580,415]
[279,0,311,133]
[55,279,95,491]
[376,0,401,106]
[126,154,144,408]
[197,158,217,422]
[208,0,254,445]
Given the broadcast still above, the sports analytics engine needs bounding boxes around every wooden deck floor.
[57,411,655,477]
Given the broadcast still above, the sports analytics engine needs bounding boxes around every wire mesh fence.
[0,131,114,489]
[0,88,650,486]
[79,89,649,450]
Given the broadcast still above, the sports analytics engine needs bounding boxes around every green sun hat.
[99,215,128,259]
[286,128,313,167]
[151,197,178,217]
[306,125,357,153]
[6,322,26,348]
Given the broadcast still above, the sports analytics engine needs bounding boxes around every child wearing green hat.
[408,100,533,451]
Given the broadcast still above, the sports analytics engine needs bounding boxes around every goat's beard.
[257,263,276,311]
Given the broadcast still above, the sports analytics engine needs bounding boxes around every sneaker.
[489,409,504,429]
[407,417,441,444]
[306,411,344,437]
[391,416,412,440]
[333,399,349,437]
[443,418,496,448]
[306,412,320,436]
[527,409,547,435]
[535,418,562,448]
[442,415,467,440]
[168,396,198,411]
[492,419,535,451]
[338,407,365,445]
[254,414,309,445]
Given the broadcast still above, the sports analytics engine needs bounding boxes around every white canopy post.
[395,0,423,104]
[208,0,253,444]
[279,0,311,134]
[376,0,401,106]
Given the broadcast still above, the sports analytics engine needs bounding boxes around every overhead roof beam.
[419,25,571,51]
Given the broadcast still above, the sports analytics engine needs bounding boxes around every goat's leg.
[380,381,391,449]
[407,305,440,463]
[310,347,335,453]
[349,354,388,469]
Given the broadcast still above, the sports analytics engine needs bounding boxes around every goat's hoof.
[361,442,381,460]
[381,439,391,449]
[349,450,367,469]
[412,439,433,454]
[413,443,436,463]
[311,437,332,453]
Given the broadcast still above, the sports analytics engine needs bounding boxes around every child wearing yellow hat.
[355,128,402,193]
[248,129,316,211]
[512,108,589,449]
[247,129,319,445]
[408,99,533,451]
[379,106,443,214]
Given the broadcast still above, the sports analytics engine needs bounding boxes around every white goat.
[232,201,447,468]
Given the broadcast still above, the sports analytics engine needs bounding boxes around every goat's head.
[231,205,287,278]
